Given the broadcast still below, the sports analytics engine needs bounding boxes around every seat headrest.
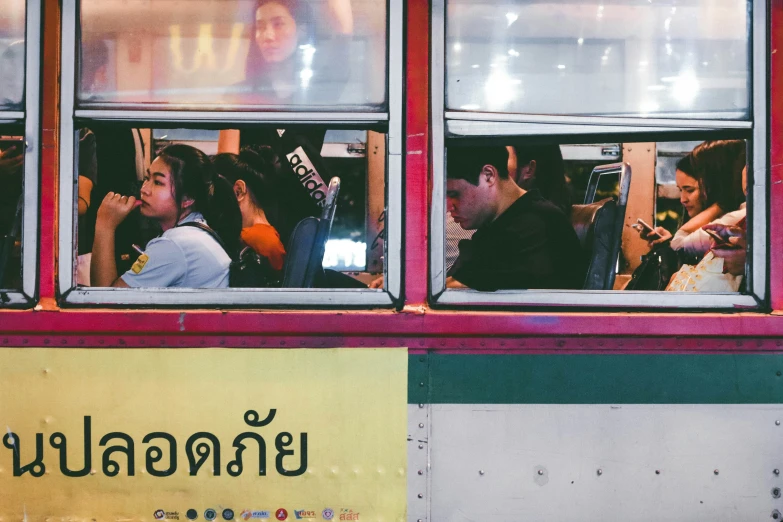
[571,197,615,249]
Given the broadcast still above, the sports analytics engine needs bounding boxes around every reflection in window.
[0,0,26,111]
[74,125,384,290]
[0,133,24,290]
[444,139,749,292]
[445,0,750,118]
[78,0,387,109]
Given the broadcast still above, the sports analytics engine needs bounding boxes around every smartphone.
[0,136,24,158]
[633,218,661,239]
[704,229,739,249]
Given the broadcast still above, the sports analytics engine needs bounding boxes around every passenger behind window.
[211,151,286,281]
[91,144,241,288]
[510,143,571,216]
[239,0,353,105]
[444,145,586,291]
[639,140,746,261]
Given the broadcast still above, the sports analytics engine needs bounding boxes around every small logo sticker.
[131,253,149,274]
[338,509,359,521]
[294,511,316,520]
[187,510,199,521]
[222,509,235,521]
[275,509,288,521]
[154,510,166,520]
[204,510,218,522]
[321,509,334,521]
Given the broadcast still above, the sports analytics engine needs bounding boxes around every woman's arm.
[670,203,726,254]
[91,192,136,287]
[326,0,353,34]
[77,175,93,216]
[678,203,725,234]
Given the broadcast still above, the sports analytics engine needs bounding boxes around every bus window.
[59,0,401,306]
[438,136,755,305]
[0,0,26,112]
[444,0,750,119]
[67,124,387,297]
[78,0,387,110]
[0,131,24,291]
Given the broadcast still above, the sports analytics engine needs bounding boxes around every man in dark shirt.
[446,145,587,291]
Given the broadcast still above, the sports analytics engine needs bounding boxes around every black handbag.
[625,245,680,291]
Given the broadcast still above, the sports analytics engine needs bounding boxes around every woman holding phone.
[639,140,746,259]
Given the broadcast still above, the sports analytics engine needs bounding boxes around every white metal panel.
[408,404,430,522]
[430,404,783,522]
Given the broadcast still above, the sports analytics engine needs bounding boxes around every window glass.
[78,0,387,110]
[73,124,384,289]
[0,0,26,111]
[445,0,750,119]
[443,138,750,292]
[0,130,25,290]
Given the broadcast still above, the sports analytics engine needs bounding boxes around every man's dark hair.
[446,146,509,185]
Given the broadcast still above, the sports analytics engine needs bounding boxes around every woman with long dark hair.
[642,140,746,257]
[91,144,241,288]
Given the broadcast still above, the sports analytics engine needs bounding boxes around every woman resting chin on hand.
[91,144,241,289]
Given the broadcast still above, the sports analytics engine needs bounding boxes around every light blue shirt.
[121,212,230,288]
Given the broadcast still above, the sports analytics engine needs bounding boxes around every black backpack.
[177,222,280,288]
[625,244,680,291]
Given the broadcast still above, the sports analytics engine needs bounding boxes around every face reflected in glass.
[0,41,25,108]
[140,157,180,229]
[675,169,704,218]
[255,2,299,64]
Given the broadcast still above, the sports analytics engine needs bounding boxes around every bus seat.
[579,162,632,289]
[571,198,617,290]
[282,177,341,288]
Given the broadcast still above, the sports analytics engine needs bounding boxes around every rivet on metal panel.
[418,470,424,475]
[773,487,781,499]
[418,444,424,449]
[89,469,97,475]
[714,469,719,475]
[537,470,544,476]
[777,371,782,377]
[419,382,425,387]
[419,404,424,408]
[419,357,425,362]
[417,519,424,522]
[777,421,781,426]
[775,469,780,476]
[773,509,781,520]
[418,494,423,499]
[479,470,485,475]
[597,469,603,476]
[418,423,424,429]
[655,470,661,475]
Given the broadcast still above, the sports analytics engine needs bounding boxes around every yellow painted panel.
[0,348,407,522]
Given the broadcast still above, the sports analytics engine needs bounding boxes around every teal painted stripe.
[408,354,783,404]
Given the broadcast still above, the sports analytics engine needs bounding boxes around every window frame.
[57,0,403,307]
[429,0,768,309]
[0,0,41,307]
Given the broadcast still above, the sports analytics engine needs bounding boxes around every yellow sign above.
[0,348,407,522]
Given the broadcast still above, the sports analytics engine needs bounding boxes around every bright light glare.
[460,104,481,110]
[300,68,313,88]
[454,43,462,52]
[577,38,584,45]
[484,68,517,110]
[508,49,520,57]
[557,64,566,70]
[471,64,480,69]
[639,100,660,113]
[323,240,366,270]
[506,12,519,26]
[671,70,700,107]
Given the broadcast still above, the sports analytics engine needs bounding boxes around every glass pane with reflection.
[78,0,387,110]
[0,0,26,111]
[445,0,750,119]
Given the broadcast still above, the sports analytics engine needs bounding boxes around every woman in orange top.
[211,151,286,275]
